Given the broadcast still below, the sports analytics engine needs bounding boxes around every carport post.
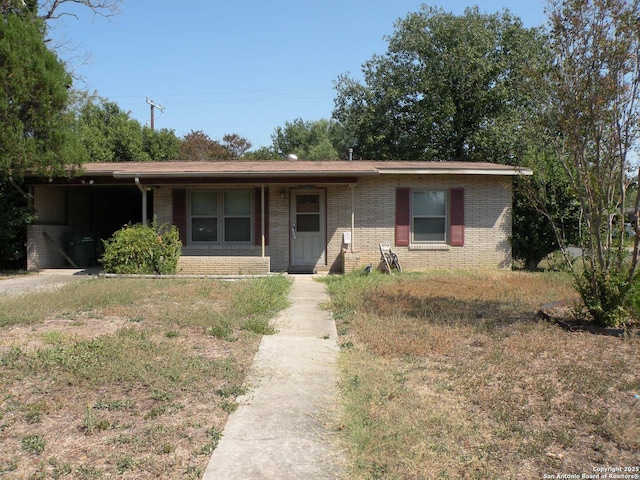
[350,184,355,253]
[135,177,148,225]
[261,184,265,257]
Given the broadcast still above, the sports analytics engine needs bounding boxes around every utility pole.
[145,97,164,131]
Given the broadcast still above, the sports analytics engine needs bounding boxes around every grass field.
[323,271,640,480]
[2,271,638,479]
[0,275,290,479]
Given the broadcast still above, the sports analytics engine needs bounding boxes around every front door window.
[296,194,320,232]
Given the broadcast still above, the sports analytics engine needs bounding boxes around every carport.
[26,178,152,269]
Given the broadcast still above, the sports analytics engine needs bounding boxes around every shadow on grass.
[365,290,535,329]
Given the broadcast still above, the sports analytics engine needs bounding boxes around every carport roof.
[77,160,531,178]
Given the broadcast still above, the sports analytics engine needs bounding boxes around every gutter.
[134,176,148,225]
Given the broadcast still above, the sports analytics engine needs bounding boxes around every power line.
[102,87,334,100]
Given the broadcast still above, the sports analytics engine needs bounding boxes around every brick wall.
[150,175,513,274]
[267,189,289,272]
[341,174,512,272]
[27,225,73,270]
[342,251,361,273]
[154,187,172,226]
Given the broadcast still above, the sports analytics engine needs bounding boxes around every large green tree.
[0,10,84,180]
[75,97,146,161]
[141,126,180,161]
[333,6,547,163]
[0,1,121,266]
[71,93,180,162]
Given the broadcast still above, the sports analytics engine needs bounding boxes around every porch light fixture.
[280,189,286,199]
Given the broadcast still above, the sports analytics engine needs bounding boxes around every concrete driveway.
[0,269,99,296]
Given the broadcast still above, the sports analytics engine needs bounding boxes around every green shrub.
[574,266,630,327]
[100,222,181,275]
[625,273,640,322]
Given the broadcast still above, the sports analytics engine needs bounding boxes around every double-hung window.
[411,190,447,243]
[190,189,252,243]
[396,187,464,247]
[191,191,218,242]
[223,190,252,242]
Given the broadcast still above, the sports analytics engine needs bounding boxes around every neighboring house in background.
[25,160,531,274]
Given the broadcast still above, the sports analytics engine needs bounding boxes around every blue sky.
[49,0,547,150]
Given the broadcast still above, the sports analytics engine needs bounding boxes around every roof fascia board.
[377,168,533,176]
[111,171,380,179]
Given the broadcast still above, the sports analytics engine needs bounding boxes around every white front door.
[290,189,326,267]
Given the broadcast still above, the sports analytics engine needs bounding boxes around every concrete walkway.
[202,274,346,480]
[0,269,98,295]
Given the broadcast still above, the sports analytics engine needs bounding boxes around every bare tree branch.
[38,0,120,21]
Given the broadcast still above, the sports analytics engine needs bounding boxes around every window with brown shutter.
[396,187,465,247]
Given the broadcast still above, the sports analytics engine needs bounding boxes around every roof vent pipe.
[348,148,353,161]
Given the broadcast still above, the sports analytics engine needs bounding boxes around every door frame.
[289,188,327,270]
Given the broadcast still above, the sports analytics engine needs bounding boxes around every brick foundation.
[177,256,270,275]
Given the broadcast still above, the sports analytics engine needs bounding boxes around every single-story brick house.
[25,160,531,274]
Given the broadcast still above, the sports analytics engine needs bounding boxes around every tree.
[0,11,85,180]
[513,149,581,270]
[73,95,148,161]
[222,133,252,159]
[271,118,351,160]
[542,0,640,326]
[70,92,181,162]
[37,0,120,21]
[1,0,37,17]
[333,6,547,163]
[142,126,180,161]
[0,181,34,267]
[244,146,281,160]
[0,1,119,265]
[179,130,231,161]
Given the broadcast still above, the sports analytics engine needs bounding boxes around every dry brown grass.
[0,276,290,479]
[325,271,640,479]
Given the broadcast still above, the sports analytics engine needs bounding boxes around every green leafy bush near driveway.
[101,222,182,275]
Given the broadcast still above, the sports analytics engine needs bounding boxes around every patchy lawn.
[0,276,290,479]
[323,271,640,480]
